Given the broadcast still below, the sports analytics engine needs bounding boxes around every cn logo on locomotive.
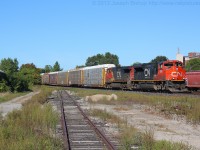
[144,68,150,78]
[117,71,121,79]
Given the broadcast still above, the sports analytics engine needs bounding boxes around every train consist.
[41,60,198,92]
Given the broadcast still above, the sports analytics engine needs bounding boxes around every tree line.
[0,58,62,92]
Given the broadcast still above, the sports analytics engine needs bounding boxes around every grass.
[67,87,196,149]
[90,108,124,124]
[68,87,200,124]
[0,86,63,150]
[0,92,30,103]
[0,85,43,103]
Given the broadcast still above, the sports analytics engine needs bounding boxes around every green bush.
[0,79,10,92]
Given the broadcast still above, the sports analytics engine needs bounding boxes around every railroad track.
[57,90,118,150]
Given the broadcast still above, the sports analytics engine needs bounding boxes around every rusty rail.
[58,91,71,150]
[58,90,117,150]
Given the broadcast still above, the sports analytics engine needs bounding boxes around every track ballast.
[57,90,118,150]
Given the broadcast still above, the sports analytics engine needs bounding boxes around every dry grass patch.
[90,108,123,124]
[89,108,191,150]
[0,92,30,103]
[69,88,200,124]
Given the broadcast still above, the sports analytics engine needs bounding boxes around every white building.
[176,51,184,63]
[176,50,200,66]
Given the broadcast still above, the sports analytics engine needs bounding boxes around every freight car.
[186,71,200,91]
[68,69,82,86]
[42,64,115,87]
[49,72,59,85]
[106,60,186,92]
[82,64,115,87]
[41,73,50,85]
[57,71,69,86]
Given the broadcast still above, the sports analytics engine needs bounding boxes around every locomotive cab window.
[176,62,182,67]
[164,63,173,68]
[124,69,130,73]
[160,64,163,69]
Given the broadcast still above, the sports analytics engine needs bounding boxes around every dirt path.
[84,103,200,149]
[0,91,40,117]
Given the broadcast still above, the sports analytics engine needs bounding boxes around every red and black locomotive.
[106,60,186,92]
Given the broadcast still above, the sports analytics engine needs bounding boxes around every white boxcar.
[82,64,115,87]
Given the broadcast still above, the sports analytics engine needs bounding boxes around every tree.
[44,65,53,73]
[0,72,9,92]
[76,65,85,69]
[0,58,29,92]
[185,58,200,71]
[52,61,63,72]
[0,58,18,76]
[19,63,41,86]
[132,62,141,66]
[150,56,168,64]
[85,52,120,66]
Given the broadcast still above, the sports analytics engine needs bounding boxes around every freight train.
[42,60,190,92]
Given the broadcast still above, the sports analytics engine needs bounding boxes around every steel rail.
[58,90,71,150]
[62,90,116,150]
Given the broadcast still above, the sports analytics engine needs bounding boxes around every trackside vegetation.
[67,88,199,149]
[0,86,63,150]
[0,92,30,103]
[90,109,192,150]
[69,88,200,124]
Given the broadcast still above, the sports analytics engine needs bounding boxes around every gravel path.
[0,91,40,117]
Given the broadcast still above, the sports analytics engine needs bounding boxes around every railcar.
[68,69,82,86]
[106,60,186,92]
[82,64,115,87]
[186,71,200,91]
[57,71,69,86]
[41,73,50,85]
[49,72,58,85]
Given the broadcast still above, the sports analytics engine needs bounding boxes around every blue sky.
[0,0,200,70]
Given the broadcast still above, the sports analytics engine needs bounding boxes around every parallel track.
[57,90,117,150]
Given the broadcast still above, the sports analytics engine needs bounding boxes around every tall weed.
[0,86,62,150]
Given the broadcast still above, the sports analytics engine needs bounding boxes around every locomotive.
[41,60,187,92]
[106,60,186,92]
